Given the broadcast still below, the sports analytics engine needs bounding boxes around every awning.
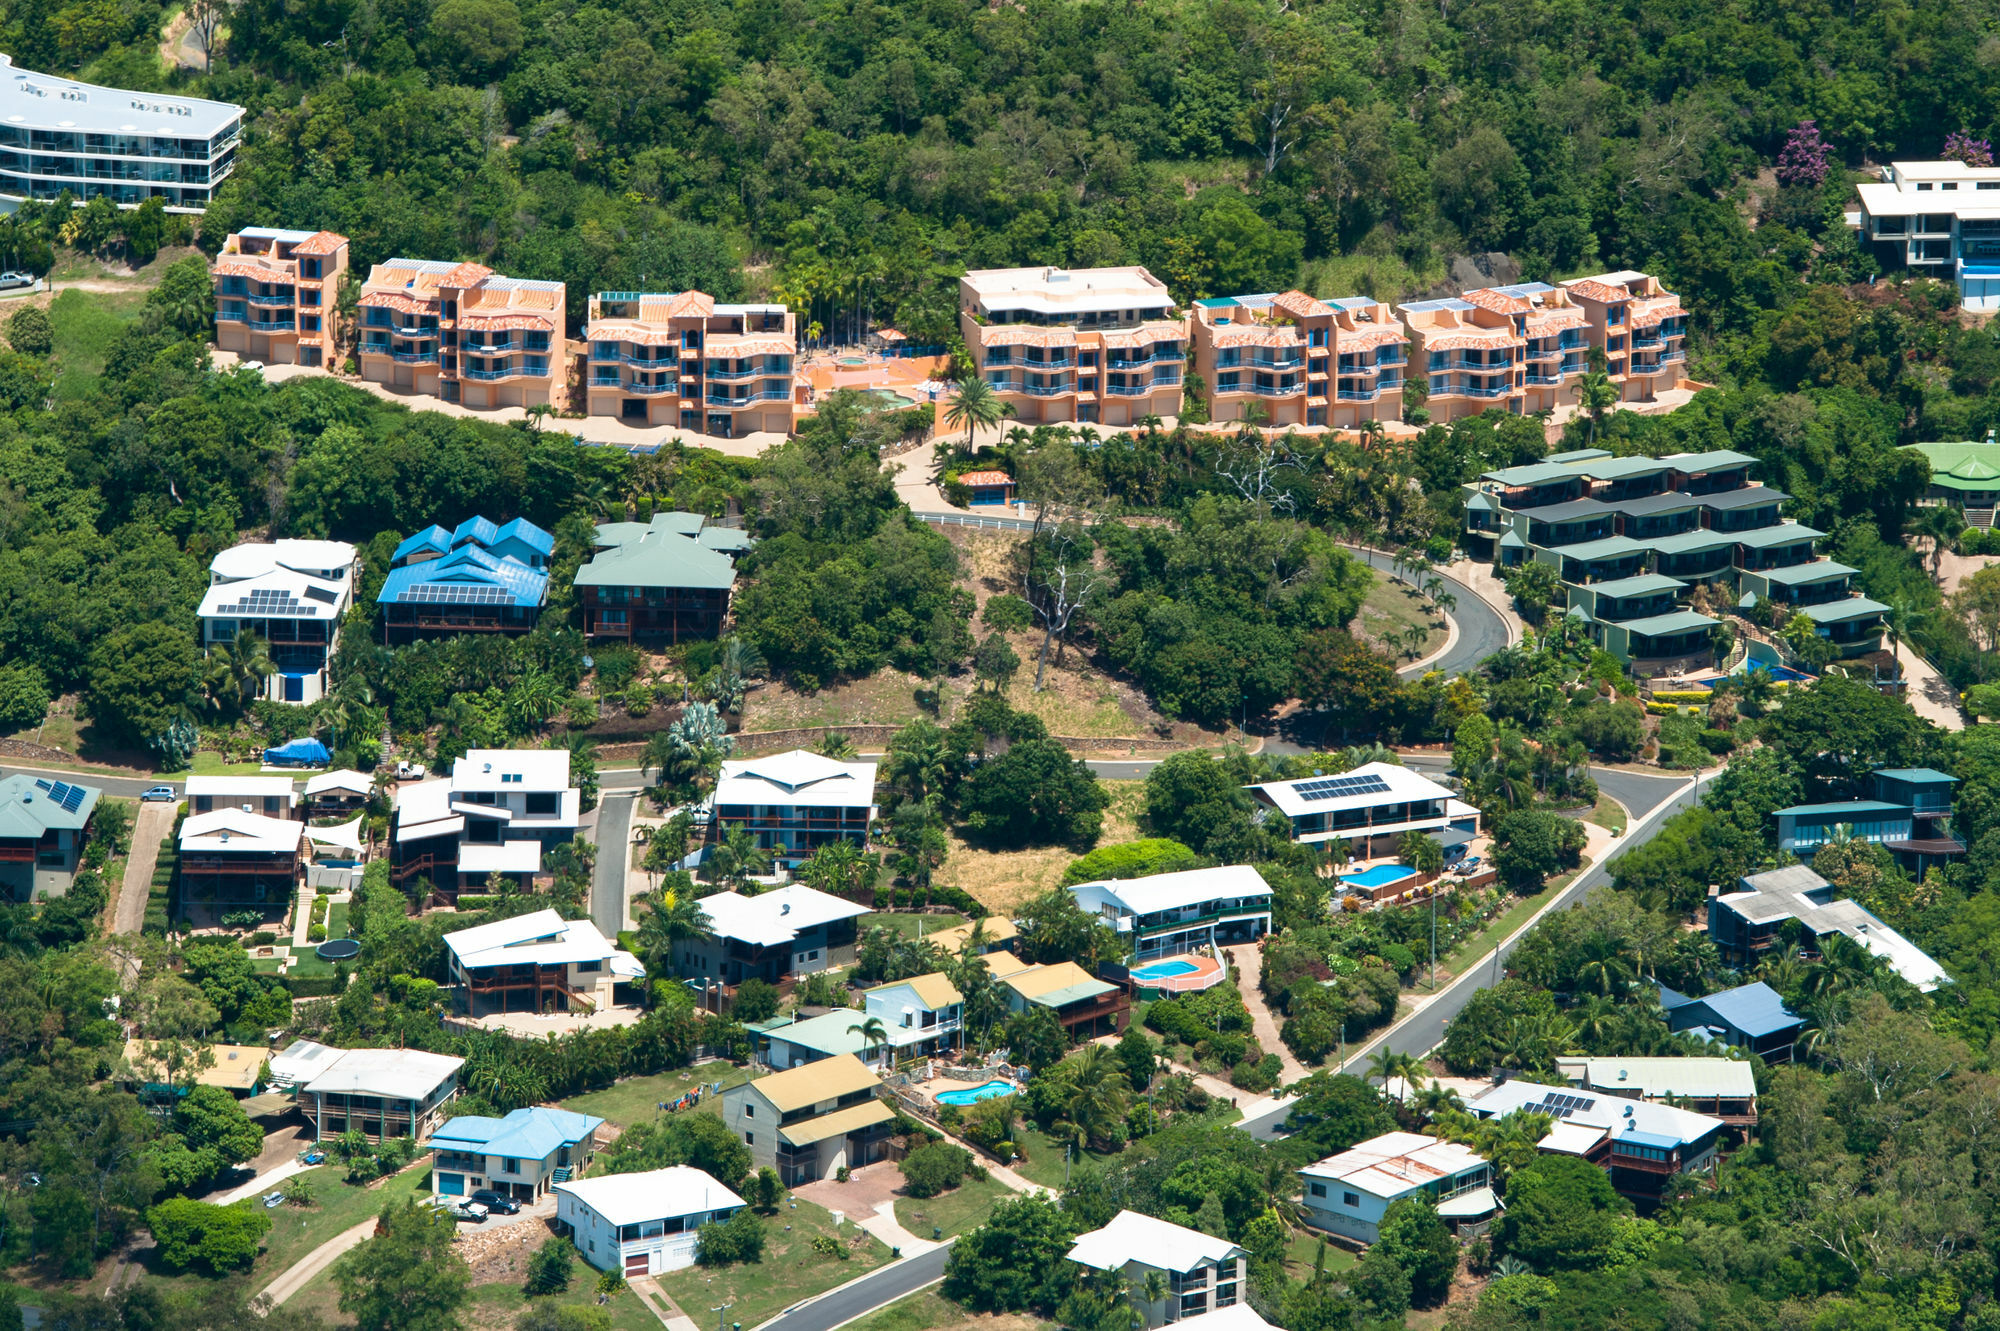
[778,1099,894,1147]
[458,841,543,874]
[303,816,366,853]
[397,815,465,844]
[1437,1186,1500,1219]
[609,950,647,978]
[239,1092,298,1118]
[1428,827,1477,849]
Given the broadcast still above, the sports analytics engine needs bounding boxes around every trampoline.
[316,939,361,961]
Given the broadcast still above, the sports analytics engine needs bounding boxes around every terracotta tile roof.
[294,231,347,256]
[1098,323,1184,349]
[664,291,716,319]
[706,334,796,357]
[978,327,1076,349]
[357,291,434,316]
[460,312,555,332]
[1564,279,1631,305]
[1339,326,1408,351]
[213,256,286,281]
[1207,326,1303,349]
[1422,330,1519,351]
[441,262,495,289]
[592,324,681,347]
[1525,309,1588,333]
[1271,290,1333,319]
[1462,288,1530,315]
[874,328,906,341]
[1629,298,1685,327]
[956,470,1013,486]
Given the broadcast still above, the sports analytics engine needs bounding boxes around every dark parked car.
[469,1189,521,1215]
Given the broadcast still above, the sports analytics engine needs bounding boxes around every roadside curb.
[746,1240,958,1331]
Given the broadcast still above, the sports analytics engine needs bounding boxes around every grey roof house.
[1660,982,1805,1062]
[0,774,100,901]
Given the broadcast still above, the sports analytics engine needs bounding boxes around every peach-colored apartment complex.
[958,267,1183,427]
[355,260,567,412]
[1188,292,1408,429]
[212,227,349,367]
[584,292,798,437]
[1397,295,1525,425]
[1559,272,1689,403]
[1457,283,1591,415]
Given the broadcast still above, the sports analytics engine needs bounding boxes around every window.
[1308,1183,1327,1198]
[525,792,558,815]
[1918,182,1934,190]
[1342,1191,1360,1207]
[501,1158,519,1174]
[745,1132,754,1144]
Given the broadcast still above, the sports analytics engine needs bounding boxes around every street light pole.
[713,1301,734,1331]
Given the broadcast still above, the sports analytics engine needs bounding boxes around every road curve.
[750,1242,954,1331]
[1343,547,1511,681]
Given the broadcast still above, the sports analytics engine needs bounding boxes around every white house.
[1299,1132,1494,1243]
[442,907,645,1018]
[196,540,356,704]
[710,749,878,868]
[674,883,871,987]
[1245,762,1477,859]
[1464,1077,1725,1204]
[391,749,581,905]
[862,972,964,1060]
[1067,1210,1270,1328]
[557,1166,746,1277]
[1068,864,1273,959]
[1852,160,2000,310]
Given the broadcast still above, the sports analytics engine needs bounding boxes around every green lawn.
[559,1062,756,1130]
[326,899,351,939]
[289,951,338,979]
[1586,795,1628,835]
[48,288,147,398]
[250,956,286,974]
[892,1173,1013,1239]
[860,911,968,940]
[254,1161,433,1284]
[652,1198,891,1329]
[1354,568,1448,662]
[840,1289,1060,1331]
[1284,1230,1356,1280]
[1441,885,1558,976]
[467,1279,661,1331]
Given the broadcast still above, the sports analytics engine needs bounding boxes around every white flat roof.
[445,907,628,969]
[695,884,870,947]
[1567,1056,1756,1100]
[713,750,877,809]
[457,841,544,875]
[301,1048,463,1100]
[209,540,356,581]
[963,266,1176,315]
[1068,863,1272,915]
[556,1166,745,1227]
[197,566,349,622]
[0,52,242,140]
[1300,1132,1487,1202]
[451,749,572,793]
[179,808,302,854]
[267,1038,341,1086]
[303,769,373,798]
[1067,1210,1244,1274]
[1249,761,1456,819]
[186,775,299,801]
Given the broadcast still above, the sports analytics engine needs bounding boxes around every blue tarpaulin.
[264,738,330,766]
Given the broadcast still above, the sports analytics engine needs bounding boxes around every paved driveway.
[111,800,174,935]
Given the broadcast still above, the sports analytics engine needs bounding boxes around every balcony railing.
[245,290,295,306]
[463,364,539,381]
[592,349,678,366]
[985,355,1073,369]
[1107,350,1184,369]
[1336,388,1380,401]
[248,318,296,332]
[390,351,439,364]
[621,381,678,395]
[1659,350,1686,364]
[1243,382,1304,396]
[1432,357,1515,371]
[706,389,790,406]
[707,364,785,381]
[1525,373,1562,385]
[214,309,243,323]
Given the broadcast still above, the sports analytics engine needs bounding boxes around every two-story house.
[1852,160,2000,310]
[1559,272,1689,402]
[391,749,581,906]
[356,259,566,412]
[196,540,356,704]
[0,774,100,902]
[1553,1056,1759,1129]
[1246,763,1477,863]
[558,1167,746,1277]
[186,775,300,819]
[177,807,303,918]
[211,227,349,366]
[862,972,964,1061]
[959,267,1183,428]
[430,1105,604,1201]
[710,750,877,868]
[674,883,871,993]
[1299,1132,1495,1243]
[1771,767,1964,875]
[1067,1211,1274,1328]
[1067,864,1273,960]
[442,908,645,1019]
[297,1047,464,1143]
[585,291,800,436]
[1000,961,1130,1040]
[718,1054,895,1184]
[378,515,552,641]
[1658,981,1806,1062]
[1708,864,1949,991]
[1464,1078,1725,1207]
[576,512,750,643]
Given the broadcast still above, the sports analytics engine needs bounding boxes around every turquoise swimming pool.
[935,1079,1016,1106]
[1132,959,1201,981]
[1341,864,1417,890]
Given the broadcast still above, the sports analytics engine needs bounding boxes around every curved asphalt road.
[1344,547,1513,682]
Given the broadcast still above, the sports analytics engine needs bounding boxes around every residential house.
[430,1105,603,1201]
[557,1167,745,1277]
[265,1039,342,1091]
[391,749,581,906]
[1772,767,1964,875]
[1188,293,1311,428]
[1246,763,1478,862]
[710,749,878,868]
[186,775,299,819]
[1460,283,1591,414]
[1464,1078,1725,1205]
[1852,161,2000,310]
[177,808,303,915]
[674,883,870,991]
[1559,272,1690,401]
[211,227,349,366]
[378,516,553,641]
[577,512,750,643]
[443,908,645,1018]
[758,1008,885,1070]
[926,915,1019,956]
[584,291,799,436]
[297,1047,464,1142]
[1068,864,1273,959]
[0,774,99,901]
[0,53,241,209]
[1659,981,1806,1062]
[1067,1211,1270,1328]
[302,770,374,820]
[356,259,566,411]
[1553,1056,1759,1129]
[959,266,1184,427]
[718,1053,895,1184]
[1397,296,1523,423]
[1904,433,2000,524]
[862,972,963,1062]
[1298,1132,1495,1243]
[122,1040,269,1102]
[1708,863,1950,991]
[196,540,357,703]
[1001,960,1129,1039]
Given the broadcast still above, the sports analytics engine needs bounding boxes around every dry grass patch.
[941,780,1144,914]
[1353,570,1447,661]
[740,671,931,733]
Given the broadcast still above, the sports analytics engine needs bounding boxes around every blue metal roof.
[453,515,502,550]
[430,1106,604,1161]
[392,524,453,565]
[493,517,555,557]
[1685,981,1801,1038]
[376,544,549,608]
[1616,1129,1682,1151]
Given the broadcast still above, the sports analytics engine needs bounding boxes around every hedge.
[1649,690,1713,705]
[287,975,343,999]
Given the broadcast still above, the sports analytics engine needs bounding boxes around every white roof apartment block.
[713,750,878,811]
[0,52,242,140]
[444,908,643,976]
[179,808,303,855]
[696,884,871,948]
[452,748,572,793]
[301,1048,464,1100]
[961,266,1177,318]
[556,1166,745,1227]
[1301,1132,1488,1203]
[1067,1210,1245,1274]
[1068,864,1273,916]
[1465,1078,1724,1153]
[1248,762,1456,820]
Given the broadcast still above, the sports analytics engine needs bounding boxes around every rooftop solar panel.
[1292,773,1393,801]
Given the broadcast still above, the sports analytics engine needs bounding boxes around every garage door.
[624,1251,650,1277]
[436,1173,464,1196]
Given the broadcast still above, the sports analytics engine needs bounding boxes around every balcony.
[1659,350,1686,365]
[1632,333,1662,348]
[463,364,536,381]
[707,364,768,381]
[989,381,1073,397]
[245,289,295,307]
[1244,382,1305,397]
[248,318,296,333]
[706,389,790,407]
[214,308,244,324]
[621,381,678,395]
[1107,350,1184,369]
[1336,388,1380,401]
[1524,373,1562,385]
[1432,357,1514,372]
[984,355,1074,369]
[390,351,439,364]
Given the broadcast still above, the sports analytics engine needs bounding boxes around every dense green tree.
[332,1200,474,1331]
[942,1195,1080,1314]
[146,1199,270,1274]
[960,738,1110,848]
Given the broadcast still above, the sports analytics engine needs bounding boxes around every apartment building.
[356,260,566,411]
[1067,1211,1272,1329]
[212,228,349,366]
[1397,296,1523,423]
[1852,161,2000,310]
[1460,283,1591,414]
[1067,864,1273,959]
[390,749,581,905]
[959,267,1184,427]
[1189,293,1309,427]
[0,54,241,209]
[1462,447,1885,672]
[584,291,798,437]
[195,539,357,703]
[1559,272,1689,402]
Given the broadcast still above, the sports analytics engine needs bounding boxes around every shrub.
[247,931,277,946]
[6,304,52,355]
[901,1142,972,1197]
[1699,728,1737,755]
[524,1236,576,1295]
[982,594,1034,632]
[695,1209,766,1266]
[0,660,50,730]
[731,979,781,1022]
[147,1199,270,1274]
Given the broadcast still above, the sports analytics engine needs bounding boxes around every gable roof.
[443,908,638,973]
[1068,1210,1245,1274]
[865,973,963,1009]
[1664,982,1802,1038]
[1567,1056,1756,1101]
[926,916,1019,953]
[713,752,878,811]
[578,514,742,591]
[695,884,871,947]
[1248,762,1455,821]
[1300,1132,1488,1200]
[1004,962,1118,1007]
[557,1166,744,1225]
[763,1008,878,1058]
[741,1053,879,1112]
[179,808,303,854]
[1465,1078,1725,1150]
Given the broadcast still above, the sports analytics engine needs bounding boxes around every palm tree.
[1366,1047,1427,1103]
[848,1014,890,1068]
[1579,370,1620,446]
[1063,1044,1131,1149]
[204,626,274,715]
[634,887,713,999]
[641,730,677,787]
[707,826,772,890]
[1917,504,1966,582]
[1409,1080,1464,1123]
[1569,995,1621,1048]
[1880,593,1932,665]
[1573,938,1636,998]
[942,377,1010,450]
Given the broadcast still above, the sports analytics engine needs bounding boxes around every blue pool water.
[1341,864,1418,890]
[936,1080,1017,1106]
[1132,959,1201,981]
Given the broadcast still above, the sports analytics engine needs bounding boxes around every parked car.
[0,271,34,290]
[262,1191,286,1209]
[430,1199,488,1223]
[468,1189,521,1215]
[140,785,177,802]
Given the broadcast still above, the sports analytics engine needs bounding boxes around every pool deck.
[1131,952,1225,994]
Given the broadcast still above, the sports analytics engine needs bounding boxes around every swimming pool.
[935,1080,1017,1106]
[1132,959,1201,981]
[839,356,868,366]
[1341,864,1418,890]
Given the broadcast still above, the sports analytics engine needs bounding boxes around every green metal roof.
[1465,490,1501,512]
[1774,799,1905,818]
[1875,767,1958,784]
[1028,977,1119,1008]
[1799,596,1888,624]
[0,774,99,839]
[1566,602,1594,622]
[1664,449,1758,472]
[760,1009,875,1057]
[1904,441,2000,488]
[1755,560,1856,586]
[1584,573,1686,597]
[1481,462,1585,487]
[1552,536,1648,561]
[1617,609,1719,636]
[1546,447,1613,463]
[1498,530,1527,549]
[1732,522,1825,549]
[1578,455,1674,480]
[1646,529,1738,555]
[577,513,742,590]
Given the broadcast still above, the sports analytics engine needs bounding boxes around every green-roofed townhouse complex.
[1463,448,1886,672]
[575,512,753,642]
[1905,436,2000,527]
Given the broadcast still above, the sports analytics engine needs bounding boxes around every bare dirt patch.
[941,780,1145,914]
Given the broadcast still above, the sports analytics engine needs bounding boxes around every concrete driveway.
[112,800,174,935]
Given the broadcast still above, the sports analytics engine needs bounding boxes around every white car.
[396,760,427,780]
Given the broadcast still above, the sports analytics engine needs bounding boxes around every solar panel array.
[1526,1092,1597,1120]
[33,779,88,813]
[414,583,512,605]
[1293,773,1393,802]
[220,587,310,615]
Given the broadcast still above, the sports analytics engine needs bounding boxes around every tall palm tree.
[942,377,1010,449]
[634,887,712,1000]
[707,826,772,890]
[1918,504,1966,582]
[1366,1047,1427,1103]
[641,730,677,787]
[848,1014,890,1068]
[1579,370,1620,445]
[1573,938,1636,998]
[205,626,274,715]
[1409,1080,1464,1123]
[1063,1044,1131,1149]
